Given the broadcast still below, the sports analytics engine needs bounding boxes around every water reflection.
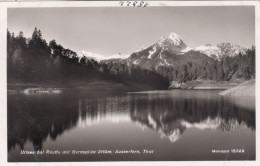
[128,90,255,143]
[8,90,255,153]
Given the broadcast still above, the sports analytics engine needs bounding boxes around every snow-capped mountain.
[181,43,247,60]
[78,50,130,62]
[156,32,187,53]
[78,32,247,69]
[126,32,248,69]
[127,32,212,69]
[181,44,221,60]
[217,42,247,57]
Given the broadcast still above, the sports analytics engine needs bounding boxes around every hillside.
[219,79,255,97]
[7,28,255,91]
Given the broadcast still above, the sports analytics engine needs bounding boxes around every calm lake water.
[8,90,255,161]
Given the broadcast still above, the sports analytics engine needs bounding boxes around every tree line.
[7,28,168,89]
[7,28,255,89]
[156,47,255,83]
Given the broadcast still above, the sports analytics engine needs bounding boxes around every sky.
[8,6,255,56]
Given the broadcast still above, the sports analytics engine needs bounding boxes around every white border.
[0,1,259,166]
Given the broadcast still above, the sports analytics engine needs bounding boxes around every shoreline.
[7,81,161,94]
[219,79,255,97]
[7,79,255,97]
[169,80,242,90]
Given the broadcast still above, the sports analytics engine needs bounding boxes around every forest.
[156,48,255,83]
[7,28,255,90]
[7,28,168,90]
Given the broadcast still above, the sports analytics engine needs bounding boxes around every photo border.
[0,1,259,166]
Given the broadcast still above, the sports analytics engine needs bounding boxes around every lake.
[7,89,255,161]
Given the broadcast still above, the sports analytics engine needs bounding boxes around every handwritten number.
[138,1,144,7]
[143,2,149,8]
[119,1,124,6]
[119,1,149,7]
[127,1,131,6]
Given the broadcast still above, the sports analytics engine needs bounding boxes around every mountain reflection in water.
[8,90,255,160]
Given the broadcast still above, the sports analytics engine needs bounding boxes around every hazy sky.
[8,6,255,55]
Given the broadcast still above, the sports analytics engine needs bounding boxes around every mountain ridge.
[79,32,248,69]
[7,28,255,91]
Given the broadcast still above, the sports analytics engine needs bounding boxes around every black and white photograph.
[2,1,257,163]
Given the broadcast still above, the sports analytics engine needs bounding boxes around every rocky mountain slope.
[8,28,254,91]
[79,32,247,70]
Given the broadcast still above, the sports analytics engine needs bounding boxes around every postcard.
[0,1,259,165]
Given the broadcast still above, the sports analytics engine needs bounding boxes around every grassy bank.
[169,80,243,90]
[219,79,255,97]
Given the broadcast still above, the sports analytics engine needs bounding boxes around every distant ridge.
[79,32,247,69]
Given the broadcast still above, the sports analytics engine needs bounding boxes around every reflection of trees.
[8,93,131,152]
[128,93,255,142]
[8,94,80,151]
[78,96,130,126]
[8,92,255,152]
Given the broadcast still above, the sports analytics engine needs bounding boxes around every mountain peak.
[158,32,183,46]
[79,50,130,62]
[168,32,182,45]
[157,32,187,53]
